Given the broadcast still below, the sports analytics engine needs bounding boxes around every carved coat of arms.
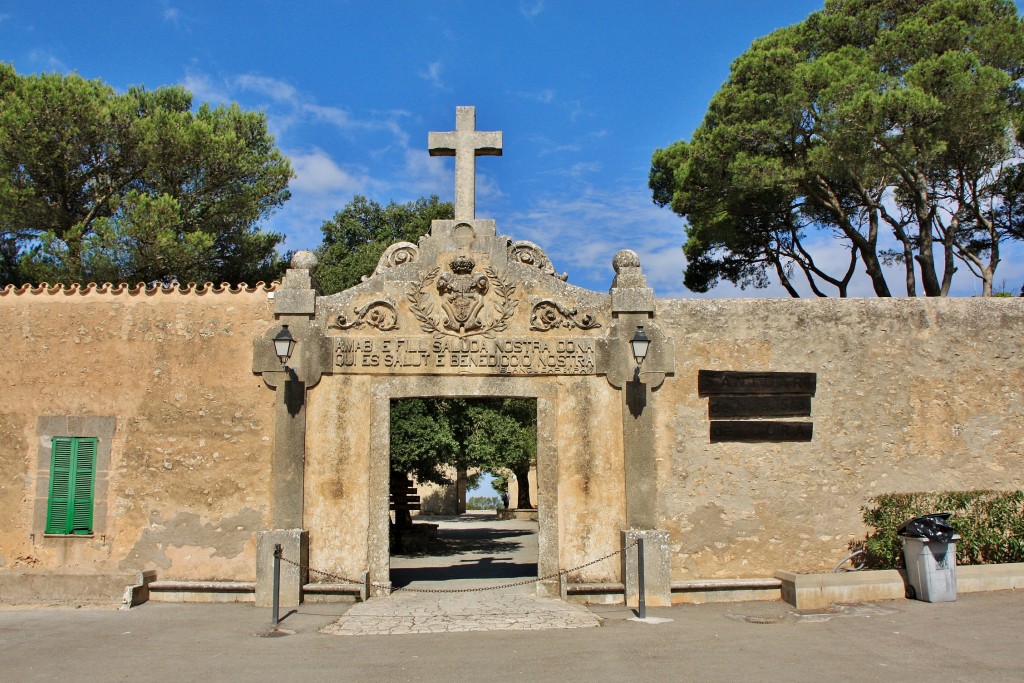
[408,255,518,338]
[437,255,489,333]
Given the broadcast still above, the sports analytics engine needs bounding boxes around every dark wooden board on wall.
[698,370,817,397]
[710,421,813,443]
[708,395,812,419]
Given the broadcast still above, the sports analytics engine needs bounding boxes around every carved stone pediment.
[318,214,608,376]
[279,108,671,382]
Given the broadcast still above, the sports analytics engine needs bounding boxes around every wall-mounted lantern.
[630,325,651,367]
[273,325,296,368]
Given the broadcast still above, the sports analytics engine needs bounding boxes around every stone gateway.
[1,107,1022,609]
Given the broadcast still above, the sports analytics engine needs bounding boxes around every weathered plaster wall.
[5,280,1021,590]
[0,286,276,580]
[655,297,1024,579]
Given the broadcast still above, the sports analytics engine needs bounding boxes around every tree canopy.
[650,0,1024,297]
[0,63,292,287]
[390,398,537,510]
[315,194,452,295]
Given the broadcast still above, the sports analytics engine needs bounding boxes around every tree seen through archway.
[389,397,536,529]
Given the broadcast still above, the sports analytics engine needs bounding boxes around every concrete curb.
[776,562,1024,610]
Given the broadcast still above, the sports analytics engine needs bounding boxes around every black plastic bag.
[897,513,957,542]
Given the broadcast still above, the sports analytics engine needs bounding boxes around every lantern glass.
[630,326,651,366]
[273,325,296,365]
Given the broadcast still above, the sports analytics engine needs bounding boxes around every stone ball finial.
[291,250,318,273]
[613,249,641,273]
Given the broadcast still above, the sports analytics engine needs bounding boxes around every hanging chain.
[278,555,366,586]
[279,539,639,595]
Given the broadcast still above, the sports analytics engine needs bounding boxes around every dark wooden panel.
[698,370,817,396]
[709,421,813,443]
[708,395,811,419]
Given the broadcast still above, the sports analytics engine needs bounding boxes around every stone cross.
[428,106,503,221]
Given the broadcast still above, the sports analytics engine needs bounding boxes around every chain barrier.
[280,539,639,595]
[279,554,365,586]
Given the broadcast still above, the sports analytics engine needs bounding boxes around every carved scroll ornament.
[330,300,399,331]
[509,241,568,281]
[530,299,601,331]
[365,242,420,281]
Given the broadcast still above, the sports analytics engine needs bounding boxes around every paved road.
[390,512,539,591]
[2,590,1022,682]
[5,516,1021,681]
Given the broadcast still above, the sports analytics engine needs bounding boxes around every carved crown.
[449,255,476,274]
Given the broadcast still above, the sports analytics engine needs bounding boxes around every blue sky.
[2,1,1020,297]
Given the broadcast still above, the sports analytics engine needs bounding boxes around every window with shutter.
[45,436,97,535]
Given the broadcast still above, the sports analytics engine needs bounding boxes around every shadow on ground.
[390,559,539,586]
[390,515,539,587]
[393,527,533,557]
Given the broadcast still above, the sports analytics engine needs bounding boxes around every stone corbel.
[598,317,674,390]
[253,317,332,390]
[253,250,331,388]
[597,249,675,388]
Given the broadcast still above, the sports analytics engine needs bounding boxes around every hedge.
[857,490,1024,569]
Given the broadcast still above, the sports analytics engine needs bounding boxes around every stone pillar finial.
[610,249,655,313]
[290,250,318,274]
[274,250,319,316]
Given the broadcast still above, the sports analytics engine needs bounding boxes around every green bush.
[857,490,1024,569]
[466,496,502,511]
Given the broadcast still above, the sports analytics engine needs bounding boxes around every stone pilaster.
[252,251,331,590]
[599,250,674,529]
[600,250,675,605]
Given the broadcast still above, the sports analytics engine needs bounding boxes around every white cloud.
[507,186,687,295]
[163,6,181,23]
[516,88,556,104]
[181,71,231,104]
[235,74,297,102]
[518,1,545,19]
[26,49,65,72]
[400,148,450,198]
[418,61,448,90]
[289,148,372,196]
[181,69,412,145]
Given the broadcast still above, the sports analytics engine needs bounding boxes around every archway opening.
[387,397,539,590]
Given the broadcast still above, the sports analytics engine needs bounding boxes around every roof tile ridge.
[0,279,280,297]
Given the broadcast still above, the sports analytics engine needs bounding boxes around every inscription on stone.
[698,370,816,396]
[333,336,597,375]
[710,421,813,443]
[708,395,811,419]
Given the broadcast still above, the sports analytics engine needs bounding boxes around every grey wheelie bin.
[898,513,959,602]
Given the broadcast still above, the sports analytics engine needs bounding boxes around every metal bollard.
[637,537,646,619]
[272,543,281,627]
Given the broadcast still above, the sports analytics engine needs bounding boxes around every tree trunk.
[912,182,942,296]
[514,467,533,509]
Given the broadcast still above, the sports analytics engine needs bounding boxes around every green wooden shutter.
[45,437,96,535]
[70,438,96,535]
[45,437,74,534]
